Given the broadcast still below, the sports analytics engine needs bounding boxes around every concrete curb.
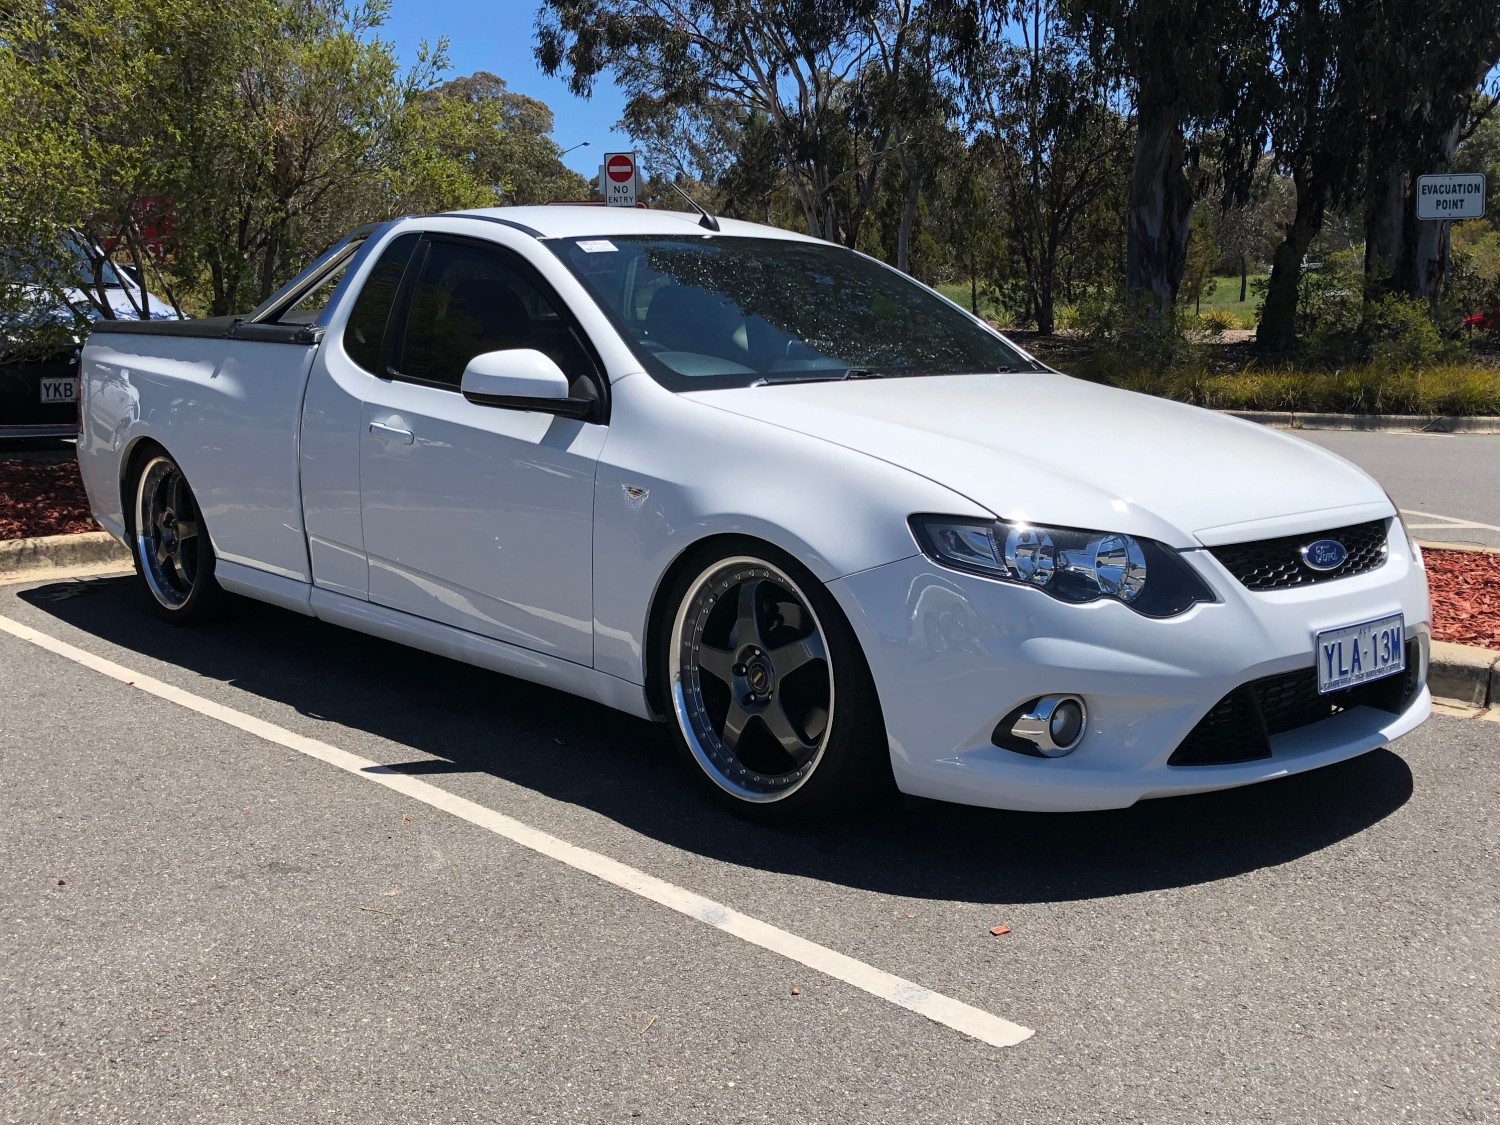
[1419,540,1500,555]
[1226,409,1500,434]
[0,531,130,575]
[1429,641,1500,710]
[1,529,1496,710]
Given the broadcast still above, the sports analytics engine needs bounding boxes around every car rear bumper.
[829,525,1432,812]
[0,357,79,437]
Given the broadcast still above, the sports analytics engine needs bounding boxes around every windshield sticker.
[577,240,618,253]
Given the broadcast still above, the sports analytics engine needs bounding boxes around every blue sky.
[381,0,635,178]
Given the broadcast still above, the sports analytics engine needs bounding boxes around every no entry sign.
[601,152,638,207]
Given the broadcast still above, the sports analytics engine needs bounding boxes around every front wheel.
[662,545,892,822]
[131,452,223,624]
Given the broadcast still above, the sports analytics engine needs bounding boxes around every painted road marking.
[1401,509,1500,533]
[0,611,1033,1050]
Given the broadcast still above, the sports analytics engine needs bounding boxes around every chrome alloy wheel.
[134,456,203,610]
[669,557,835,802]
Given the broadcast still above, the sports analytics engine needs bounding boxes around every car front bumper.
[829,525,1431,812]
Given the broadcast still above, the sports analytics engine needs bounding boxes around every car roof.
[446,205,825,244]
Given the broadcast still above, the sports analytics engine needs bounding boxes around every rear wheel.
[131,453,223,624]
[662,545,892,822]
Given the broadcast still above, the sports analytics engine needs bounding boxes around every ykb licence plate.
[40,377,77,405]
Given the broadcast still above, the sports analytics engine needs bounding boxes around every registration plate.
[40,376,77,405]
[1316,614,1405,694]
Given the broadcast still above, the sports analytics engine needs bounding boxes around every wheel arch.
[118,436,170,542]
[640,531,877,722]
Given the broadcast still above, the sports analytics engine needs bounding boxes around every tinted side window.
[395,239,594,391]
[342,234,419,373]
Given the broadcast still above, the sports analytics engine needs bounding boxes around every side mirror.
[459,349,593,420]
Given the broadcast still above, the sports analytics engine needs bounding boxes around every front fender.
[590,373,991,685]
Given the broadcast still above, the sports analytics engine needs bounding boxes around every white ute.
[77,207,1432,820]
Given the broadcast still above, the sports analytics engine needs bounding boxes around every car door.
[357,233,608,666]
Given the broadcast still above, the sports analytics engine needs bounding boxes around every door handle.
[368,420,414,444]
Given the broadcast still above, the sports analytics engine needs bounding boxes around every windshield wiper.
[751,368,888,386]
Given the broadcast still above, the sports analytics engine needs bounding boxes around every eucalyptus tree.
[1059,0,1271,311]
[419,72,594,204]
[0,0,195,320]
[969,0,1132,333]
[1251,0,1369,352]
[534,0,978,248]
[1358,9,1500,300]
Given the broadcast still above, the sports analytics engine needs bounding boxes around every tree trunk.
[1035,276,1054,335]
[1413,118,1466,301]
[1364,164,1406,293]
[970,271,978,315]
[896,164,920,275]
[1256,177,1325,353]
[1125,108,1194,311]
[257,216,288,306]
[1239,253,1248,303]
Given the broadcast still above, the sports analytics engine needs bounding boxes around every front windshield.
[550,235,1037,390]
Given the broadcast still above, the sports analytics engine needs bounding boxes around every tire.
[130,452,224,624]
[659,541,894,822]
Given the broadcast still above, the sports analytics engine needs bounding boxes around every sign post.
[599,152,639,207]
[1415,172,1487,221]
[1413,172,1487,302]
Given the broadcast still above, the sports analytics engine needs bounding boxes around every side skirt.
[213,562,654,719]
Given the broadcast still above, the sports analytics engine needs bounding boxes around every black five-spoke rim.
[135,457,202,609]
[671,559,834,801]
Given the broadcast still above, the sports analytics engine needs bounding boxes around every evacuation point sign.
[1415,172,1487,221]
[601,153,638,207]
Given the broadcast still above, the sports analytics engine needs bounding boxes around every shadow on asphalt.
[17,575,1414,905]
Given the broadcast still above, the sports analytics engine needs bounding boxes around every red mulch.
[0,457,97,540]
[1426,548,1500,651]
[3,456,1499,651]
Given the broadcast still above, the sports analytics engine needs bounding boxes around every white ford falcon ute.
[76,206,1431,820]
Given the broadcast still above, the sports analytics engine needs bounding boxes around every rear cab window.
[342,234,420,374]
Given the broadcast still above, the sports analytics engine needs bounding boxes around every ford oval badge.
[1301,539,1348,572]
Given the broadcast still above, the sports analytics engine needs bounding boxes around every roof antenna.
[669,181,720,232]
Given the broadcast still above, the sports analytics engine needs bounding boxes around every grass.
[1184,274,1267,329]
[1089,360,1500,416]
[932,276,1266,330]
[933,281,1008,323]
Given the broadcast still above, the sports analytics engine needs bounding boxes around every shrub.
[1198,309,1237,336]
[1082,361,1500,416]
[1073,286,1193,373]
[1294,254,1364,361]
[1361,295,1450,370]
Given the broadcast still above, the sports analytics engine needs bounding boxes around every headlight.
[909,515,1214,618]
[1383,490,1423,569]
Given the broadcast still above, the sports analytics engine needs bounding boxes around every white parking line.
[0,611,1033,1050]
[1401,509,1500,533]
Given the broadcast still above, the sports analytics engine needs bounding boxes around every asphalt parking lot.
[3,567,1498,1124]
[1301,429,1500,549]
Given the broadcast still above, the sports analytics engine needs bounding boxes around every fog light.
[1009,695,1088,757]
[1048,698,1085,748]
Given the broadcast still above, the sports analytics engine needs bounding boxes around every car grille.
[1168,640,1422,766]
[1208,520,1390,591]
